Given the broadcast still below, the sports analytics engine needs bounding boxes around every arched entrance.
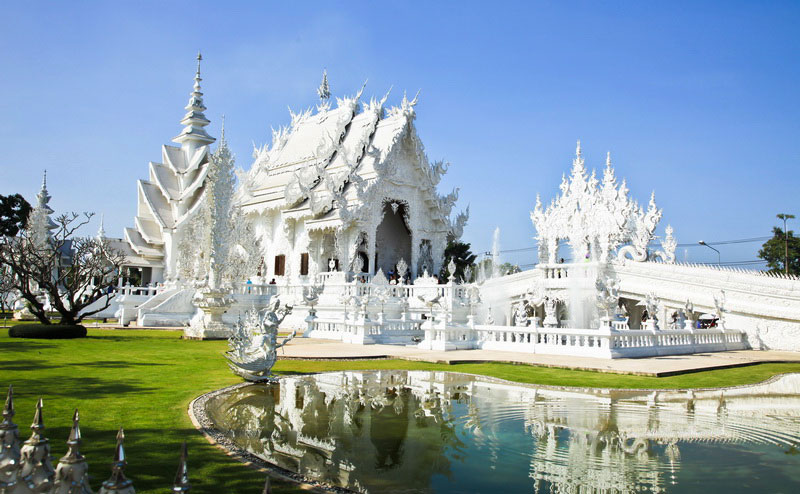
[374,200,411,276]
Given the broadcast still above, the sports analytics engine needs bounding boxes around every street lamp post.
[777,213,795,275]
[698,241,720,265]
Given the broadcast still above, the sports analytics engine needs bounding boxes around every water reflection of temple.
[206,372,800,493]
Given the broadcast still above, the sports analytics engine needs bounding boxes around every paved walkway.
[279,338,800,376]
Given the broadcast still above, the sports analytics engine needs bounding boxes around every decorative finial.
[606,151,612,169]
[99,428,134,493]
[1,385,13,427]
[31,398,45,440]
[317,69,331,101]
[64,408,83,457]
[42,170,48,190]
[576,140,582,157]
[196,52,202,77]
[220,114,225,142]
[172,441,190,492]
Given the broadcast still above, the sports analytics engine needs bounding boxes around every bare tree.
[0,212,125,325]
[0,264,16,326]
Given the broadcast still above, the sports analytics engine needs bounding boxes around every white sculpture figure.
[514,301,529,327]
[616,303,629,327]
[447,259,458,283]
[417,292,443,322]
[595,276,621,327]
[638,292,660,331]
[302,284,322,317]
[682,299,698,330]
[396,258,408,284]
[543,297,559,328]
[463,265,473,284]
[653,225,678,263]
[713,291,727,330]
[226,299,296,382]
[371,269,392,314]
[486,307,494,325]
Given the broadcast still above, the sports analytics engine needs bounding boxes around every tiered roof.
[125,54,215,262]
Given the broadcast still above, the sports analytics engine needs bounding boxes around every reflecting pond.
[205,371,800,493]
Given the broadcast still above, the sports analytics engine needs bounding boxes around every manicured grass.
[1,328,799,493]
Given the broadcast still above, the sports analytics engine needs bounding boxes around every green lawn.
[1,328,799,493]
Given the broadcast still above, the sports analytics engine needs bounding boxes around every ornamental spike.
[576,140,582,158]
[63,409,84,461]
[1,385,13,426]
[172,441,190,492]
[99,428,134,493]
[30,398,45,440]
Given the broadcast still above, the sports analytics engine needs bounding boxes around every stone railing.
[0,386,272,493]
[427,324,749,358]
[305,316,423,345]
[235,282,278,296]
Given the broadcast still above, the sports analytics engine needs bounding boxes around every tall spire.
[97,213,106,239]
[173,52,215,150]
[29,170,57,246]
[317,69,331,101]
[37,170,53,212]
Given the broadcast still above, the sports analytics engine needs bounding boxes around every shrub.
[9,324,87,339]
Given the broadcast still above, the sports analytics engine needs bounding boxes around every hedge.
[8,324,87,339]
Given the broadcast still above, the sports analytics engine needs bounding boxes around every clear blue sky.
[2,1,798,267]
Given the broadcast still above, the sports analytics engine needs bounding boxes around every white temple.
[92,55,800,354]
[236,81,468,284]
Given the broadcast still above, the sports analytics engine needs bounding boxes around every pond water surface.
[205,371,800,493]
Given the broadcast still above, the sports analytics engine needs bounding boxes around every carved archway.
[374,200,411,275]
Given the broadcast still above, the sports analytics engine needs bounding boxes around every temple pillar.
[367,227,377,274]
[410,237,420,280]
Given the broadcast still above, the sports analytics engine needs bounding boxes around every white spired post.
[186,119,238,340]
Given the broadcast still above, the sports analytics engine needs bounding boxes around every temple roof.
[237,89,419,213]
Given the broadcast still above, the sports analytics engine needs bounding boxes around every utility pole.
[777,214,795,275]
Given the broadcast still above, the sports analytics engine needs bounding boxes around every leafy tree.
[758,227,800,275]
[0,193,32,237]
[440,241,477,282]
[0,212,125,325]
[498,262,521,275]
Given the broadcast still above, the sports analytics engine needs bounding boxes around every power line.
[479,234,771,255]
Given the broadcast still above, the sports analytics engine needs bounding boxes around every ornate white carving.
[531,144,666,264]
[653,225,677,263]
[226,300,295,381]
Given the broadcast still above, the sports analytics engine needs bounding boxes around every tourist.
[269,278,276,285]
